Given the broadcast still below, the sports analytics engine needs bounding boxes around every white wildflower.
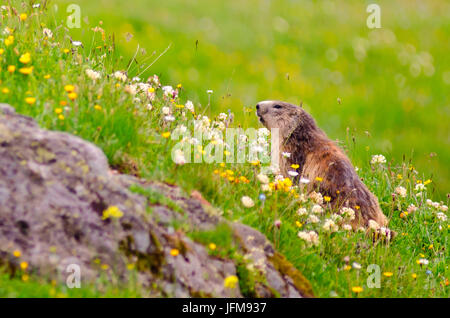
[370,154,386,165]
[43,28,53,38]
[436,212,447,222]
[368,220,380,230]
[308,214,320,224]
[298,231,319,246]
[282,152,291,158]
[415,183,426,192]
[417,258,429,265]
[162,106,171,115]
[257,174,269,184]
[162,86,174,97]
[352,262,362,269]
[342,224,353,231]
[185,100,195,112]
[323,219,338,233]
[288,171,299,177]
[114,71,127,82]
[218,113,227,121]
[395,186,407,198]
[299,177,310,184]
[85,69,101,81]
[340,207,355,221]
[297,208,308,216]
[309,191,323,204]
[241,196,255,208]
[311,204,324,214]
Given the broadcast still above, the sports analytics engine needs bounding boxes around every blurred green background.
[57,0,449,197]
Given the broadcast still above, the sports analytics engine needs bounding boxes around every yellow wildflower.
[20,13,28,21]
[351,286,363,293]
[126,263,135,270]
[68,92,77,100]
[25,97,36,105]
[209,243,217,250]
[20,261,28,270]
[63,48,70,54]
[411,273,417,279]
[64,84,75,92]
[170,249,179,257]
[44,74,51,79]
[315,177,323,182]
[22,274,29,282]
[161,132,171,138]
[4,35,14,46]
[1,88,10,94]
[397,174,403,180]
[0,48,4,55]
[324,196,331,202]
[224,275,238,289]
[94,105,102,111]
[7,65,16,73]
[423,179,432,185]
[54,108,63,114]
[296,221,303,228]
[291,164,299,169]
[19,53,31,64]
[101,264,109,270]
[383,272,393,277]
[13,250,21,258]
[148,87,155,93]
[102,206,124,220]
[19,67,34,75]
[58,115,65,120]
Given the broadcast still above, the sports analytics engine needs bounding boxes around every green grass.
[0,1,448,298]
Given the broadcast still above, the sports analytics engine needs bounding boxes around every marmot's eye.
[273,104,282,109]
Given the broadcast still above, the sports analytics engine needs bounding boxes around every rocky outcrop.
[0,104,314,297]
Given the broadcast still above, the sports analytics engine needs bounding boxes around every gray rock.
[0,105,313,297]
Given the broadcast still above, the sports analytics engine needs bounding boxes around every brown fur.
[256,100,388,229]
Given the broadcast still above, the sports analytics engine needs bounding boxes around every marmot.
[256,100,388,230]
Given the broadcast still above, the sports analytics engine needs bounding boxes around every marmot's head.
[256,100,305,138]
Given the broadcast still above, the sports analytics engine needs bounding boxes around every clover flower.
[241,196,254,208]
[311,204,324,214]
[297,231,319,246]
[323,219,338,233]
[86,69,101,81]
[371,154,386,165]
[340,207,355,221]
[395,186,407,198]
[297,207,308,216]
[308,214,320,224]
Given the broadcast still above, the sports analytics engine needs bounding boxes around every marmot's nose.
[256,104,260,110]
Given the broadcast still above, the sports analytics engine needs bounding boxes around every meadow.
[0,1,448,298]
